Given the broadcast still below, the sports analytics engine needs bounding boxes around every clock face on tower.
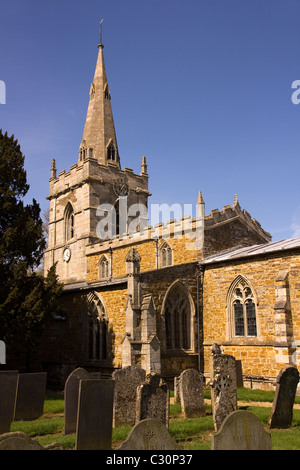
[63,248,71,262]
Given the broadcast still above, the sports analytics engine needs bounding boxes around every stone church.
[41,37,300,390]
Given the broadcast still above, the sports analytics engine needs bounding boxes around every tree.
[0,130,62,368]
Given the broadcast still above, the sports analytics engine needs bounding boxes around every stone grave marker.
[235,359,244,387]
[136,373,169,428]
[64,367,91,435]
[75,379,114,450]
[174,376,181,404]
[210,351,237,430]
[14,372,47,421]
[269,365,300,429]
[0,432,63,450]
[0,372,19,433]
[112,366,146,427]
[118,419,181,450]
[179,369,206,418]
[211,410,272,450]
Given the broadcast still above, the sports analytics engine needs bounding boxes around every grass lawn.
[8,387,300,450]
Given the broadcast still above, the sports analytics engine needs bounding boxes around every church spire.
[79,28,120,168]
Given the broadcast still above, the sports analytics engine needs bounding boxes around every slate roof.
[200,237,300,265]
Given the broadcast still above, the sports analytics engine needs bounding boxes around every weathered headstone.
[0,372,18,433]
[112,366,146,427]
[14,372,47,421]
[75,379,114,450]
[269,365,300,429]
[174,376,181,404]
[118,419,181,450]
[0,432,63,450]
[179,369,206,418]
[235,359,244,387]
[210,350,237,430]
[211,410,272,450]
[64,367,91,435]
[136,373,169,428]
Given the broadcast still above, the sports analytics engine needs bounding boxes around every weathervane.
[100,19,104,44]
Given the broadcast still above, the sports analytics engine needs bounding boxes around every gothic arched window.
[64,203,74,241]
[227,276,258,338]
[159,241,173,268]
[107,141,115,161]
[99,255,110,279]
[87,292,108,361]
[164,283,192,350]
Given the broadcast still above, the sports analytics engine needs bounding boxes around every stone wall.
[202,249,300,388]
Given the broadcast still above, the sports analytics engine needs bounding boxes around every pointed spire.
[140,155,148,176]
[197,190,205,205]
[79,32,120,168]
[50,158,57,179]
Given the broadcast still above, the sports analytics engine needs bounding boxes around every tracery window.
[107,141,115,161]
[99,255,109,279]
[164,283,191,350]
[228,276,258,337]
[159,241,173,268]
[87,292,108,361]
[64,203,74,241]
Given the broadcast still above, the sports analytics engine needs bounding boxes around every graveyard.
[2,366,300,450]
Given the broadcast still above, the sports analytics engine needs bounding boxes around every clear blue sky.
[1,0,300,241]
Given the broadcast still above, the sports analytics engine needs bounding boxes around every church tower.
[44,35,150,284]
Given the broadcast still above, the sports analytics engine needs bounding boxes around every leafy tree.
[0,130,62,369]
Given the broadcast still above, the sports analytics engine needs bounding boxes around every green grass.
[8,387,300,450]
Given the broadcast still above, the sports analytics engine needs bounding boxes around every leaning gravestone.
[179,369,206,418]
[64,367,91,435]
[0,432,63,450]
[0,372,19,433]
[269,365,300,429]
[75,379,114,450]
[14,372,47,421]
[112,366,146,427]
[210,350,237,430]
[211,410,272,450]
[136,373,169,428]
[118,419,181,450]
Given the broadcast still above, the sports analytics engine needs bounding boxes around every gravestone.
[0,432,63,450]
[118,419,181,450]
[211,410,272,450]
[64,367,91,435]
[174,376,181,404]
[179,369,206,418]
[75,379,114,450]
[136,373,169,428]
[235,359,244,387]
[210,351,237,430]
[14,372,47,421]
[0,372,19,433]
[112,366,146,427]
[269,365,300,429]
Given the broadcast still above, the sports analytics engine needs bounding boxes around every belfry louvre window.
[228,277,258,337]
[107,141,115,161]
[164,283,191,350]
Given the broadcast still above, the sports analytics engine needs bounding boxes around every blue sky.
[1,0,300,241]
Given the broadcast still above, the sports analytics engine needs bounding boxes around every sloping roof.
[200,237,300,265]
